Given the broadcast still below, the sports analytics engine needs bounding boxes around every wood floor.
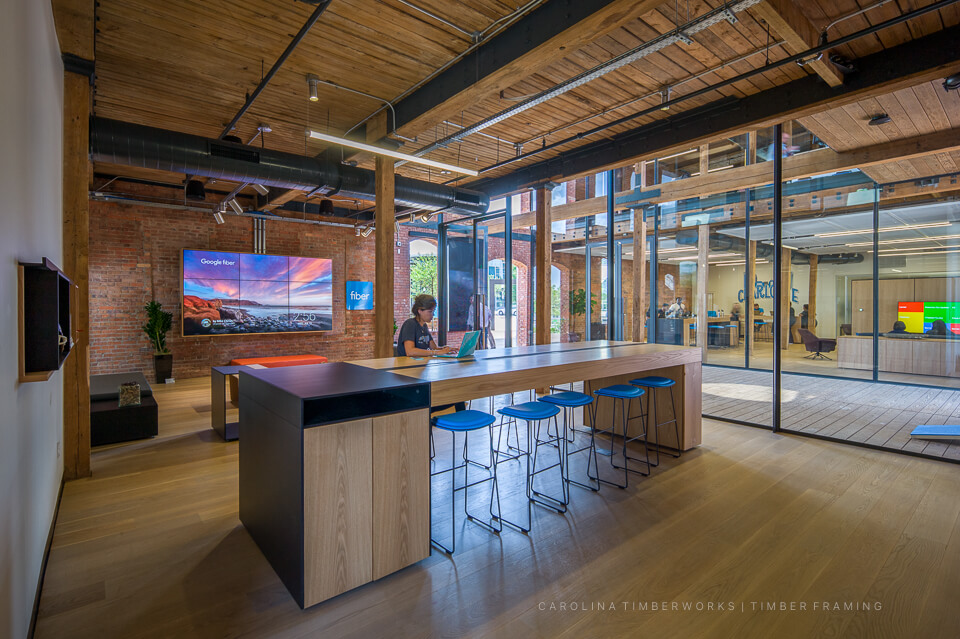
[36,377,960,638]
[703,367,960,460]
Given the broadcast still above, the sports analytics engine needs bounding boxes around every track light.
[213,211,225,225]
[306,129,479,176]
[419,213,432,223]
[228,199,243,215]
[185,180,206,201]
[944,73,960,92]
[251,183,269,196]
[660,86,671,111]
[359,226,374,237]
[307,74,319,102]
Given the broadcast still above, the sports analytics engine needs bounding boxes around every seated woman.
[925,319,948,336]
[396,294,465,414]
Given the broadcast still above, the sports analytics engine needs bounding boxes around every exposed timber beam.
[392,0,666,136]
[470,24,960,196]
[489,128,960,232]
[751,0,843,87]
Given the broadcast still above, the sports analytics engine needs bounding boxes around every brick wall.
[88,186,381,379]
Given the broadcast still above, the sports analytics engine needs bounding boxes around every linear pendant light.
[305,129,478,176]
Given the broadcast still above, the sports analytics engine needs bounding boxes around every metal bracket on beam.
[62,53,95,83]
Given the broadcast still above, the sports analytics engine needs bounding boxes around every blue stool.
[495,400,564,532]
[590,384,650,488]
[630,376,680,466]
[431,410,500,554]
[539,390,598,494]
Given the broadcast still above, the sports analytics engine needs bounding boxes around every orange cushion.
[229,355,328,368]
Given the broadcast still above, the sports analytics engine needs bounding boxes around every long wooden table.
[351,340,702,450]
[239,340,702,609]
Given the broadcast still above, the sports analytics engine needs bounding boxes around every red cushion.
[229,355,328,368]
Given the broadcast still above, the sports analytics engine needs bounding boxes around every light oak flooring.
[35,376,960,638]
[703,367,960,460]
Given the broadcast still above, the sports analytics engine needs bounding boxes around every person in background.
[657,303,668,318]
[730,303,741,322]
[889,321,908,334]
[466,294,496,349]
[789,305,797,343]
[753,302,761,316]
[799,303,809,329]
[926,319,948,336]
[666,296,685,318]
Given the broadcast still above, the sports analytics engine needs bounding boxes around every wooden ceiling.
[798,78,960,184]
[91,0,960,203]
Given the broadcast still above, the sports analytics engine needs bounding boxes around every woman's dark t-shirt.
[396,318,431,356]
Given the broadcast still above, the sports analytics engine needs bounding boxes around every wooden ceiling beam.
[392,0,667,137]
[487,127,960,231]
[750,0,843,88]
[469,24,960,196]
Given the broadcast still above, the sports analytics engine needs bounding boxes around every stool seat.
[594,384,644,399]
[434,409,496,431]
[498,401,560,421]
[630,376,676,388]
[538,391,594,408]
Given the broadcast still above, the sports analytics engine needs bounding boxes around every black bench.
[90,373,158,446]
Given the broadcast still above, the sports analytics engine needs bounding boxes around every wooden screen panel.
[372,409,430,580]
[303,418,373,607]
[915,278,946,305]
[879,278,916,333]
[851,279,873,335]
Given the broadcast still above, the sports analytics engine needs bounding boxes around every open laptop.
[434,330,481,359]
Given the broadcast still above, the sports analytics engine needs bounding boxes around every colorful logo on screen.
[898,301,960,334]
[346,281,373,310]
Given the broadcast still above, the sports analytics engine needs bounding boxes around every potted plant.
[568,288,597,342]
[143,300,173,383]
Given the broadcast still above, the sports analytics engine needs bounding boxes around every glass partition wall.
[430,129,959,462]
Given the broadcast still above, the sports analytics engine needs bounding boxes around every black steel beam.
[392,0,626,130]
[469,24,960,196]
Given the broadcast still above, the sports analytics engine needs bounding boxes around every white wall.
[0,0,65,637]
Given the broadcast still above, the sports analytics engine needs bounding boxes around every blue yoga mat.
[910,425,960,440]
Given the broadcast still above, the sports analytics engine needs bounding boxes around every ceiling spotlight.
[251,183,270,196]
[439,170,451,175]
[307,74,319,102]
[343,159,359,167]
[185,179,206,201]
[660,86,671,111]
[868,113,891,126]
[419,213,432,223]
[213,211,225,225]
[228,199,243,215]
[359,226,374,238]
[944,73,960,92]
[318,199,335,215]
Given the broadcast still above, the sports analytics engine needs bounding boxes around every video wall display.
[182,249,332,336]
[898,302,960,334]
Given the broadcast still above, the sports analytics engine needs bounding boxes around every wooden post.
[746,239,756,355]
[697,224,709,361]
[54,0,95,480]
[808,254,818,334]
[535,187,551,347]
[370,112,395,359]
[699,144,709,177]
[747,131,757,166]
[781,247,792,350]
[632,208,647,342]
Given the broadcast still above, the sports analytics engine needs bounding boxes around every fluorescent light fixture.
[877,248,960,257]
[251,184,269,196]
[306,129,478,176]
[213,211,225,225]
[816,222,950,237]
[706,164,736,173]
[228,199,244,215]
[846,234,959,247]
[782,244,799,250]
[667,252,737,261]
